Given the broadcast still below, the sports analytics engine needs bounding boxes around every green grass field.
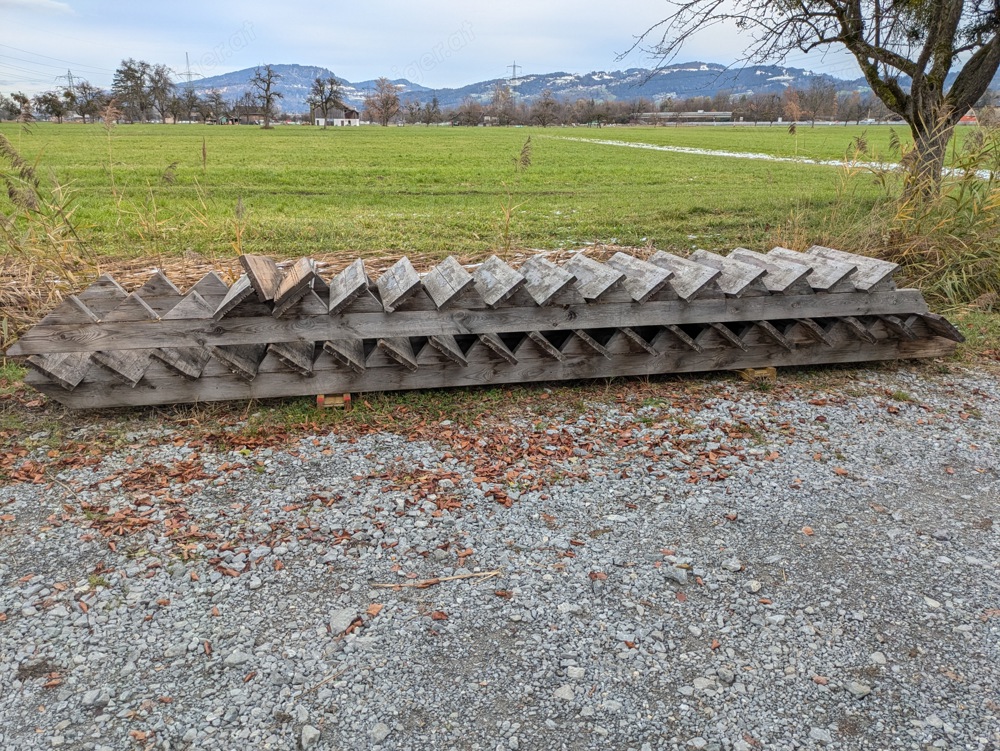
[0,122,906,261]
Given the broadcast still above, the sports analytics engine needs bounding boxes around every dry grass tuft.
[0,133,98,351]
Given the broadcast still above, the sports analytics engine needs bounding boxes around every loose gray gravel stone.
[553,684,575,700]
[2,364,998,751]
[369,722,391,742]
[328,608,356,634]
[847,681,873,699]
[301,724,321,748]
[809,727,834,744]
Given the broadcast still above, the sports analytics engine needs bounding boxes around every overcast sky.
[1,0,863,95]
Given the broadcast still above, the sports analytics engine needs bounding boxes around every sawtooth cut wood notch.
[8,246,963,409]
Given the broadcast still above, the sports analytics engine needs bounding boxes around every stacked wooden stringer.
[10,246,963,409]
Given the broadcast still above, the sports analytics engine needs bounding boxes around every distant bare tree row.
[0,60,344,127]
[4,63,996,130]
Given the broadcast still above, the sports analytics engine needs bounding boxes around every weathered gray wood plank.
[240,255,283,302]
[275,289,328,318]
[153,290,215,379]
[520,256,576,306]
[269,341,317,375]
[620,327,658,355]
[808,245,898,291]
[729,248,814,295]
[377,337,419,370]
[90,293,161,387]
[423,256,475,310]
[879,314,918,340]
[428,334,469,366]
[572,330,612,358]
[328,259,371,314]
[32,295,99,327]
[837,315,878,343]
[189,272,232,308]
[213,275,256,320]
[564,253,625,301]
[657,325,703,353]
[526,331,566,360]
[705,322,749,351]
[605,252,671,303]
[133,271,184,316]
[32,337,958,410]
[477,332,518,364]
[210,343,269,381]
[8,289,933,356]
[76,274,129,316]
[690,250,769,297]
[26,353,93,391]
[648,252,720,300]
[793,318,835,346]
[376,257,422,313]
[920,313,964,342]
[273,258,319,317]
[473,256,525,307]
[25,276,128,390]
[323,338,366,372]
[768,247,856,293]
[754,320,794,351]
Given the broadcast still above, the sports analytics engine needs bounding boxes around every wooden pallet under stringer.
[8,246,963,410]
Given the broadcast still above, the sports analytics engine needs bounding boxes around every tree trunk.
[906,117,954,200]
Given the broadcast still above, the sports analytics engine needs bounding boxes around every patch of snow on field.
[554,136,992,179]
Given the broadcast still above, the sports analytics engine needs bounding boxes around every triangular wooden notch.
[324,338,366,373]
[474,256,525,307]
[377,337,419,370]
[240,255,282,302]
[328,259,371,314]
[423,257,475,310]
[377,257,422,313]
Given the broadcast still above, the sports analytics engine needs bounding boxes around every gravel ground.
[1,364,998,751]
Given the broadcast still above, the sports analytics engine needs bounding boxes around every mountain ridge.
[191,62,869,114]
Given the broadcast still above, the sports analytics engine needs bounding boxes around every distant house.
[311,106,361,127]
[959,109,979,125]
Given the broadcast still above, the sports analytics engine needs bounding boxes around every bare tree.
[489,82,515,126]
[307,76,344,128]
[798,79,838,125]
[531,89,561,127]
[455,96,484,126]
[402,97,423,124]
[633,1,1000,195]
[249,65,283,128]
[180,86,201,122]
[205,89,227,122]
[363,77,401,126]
[148,63,176,123]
